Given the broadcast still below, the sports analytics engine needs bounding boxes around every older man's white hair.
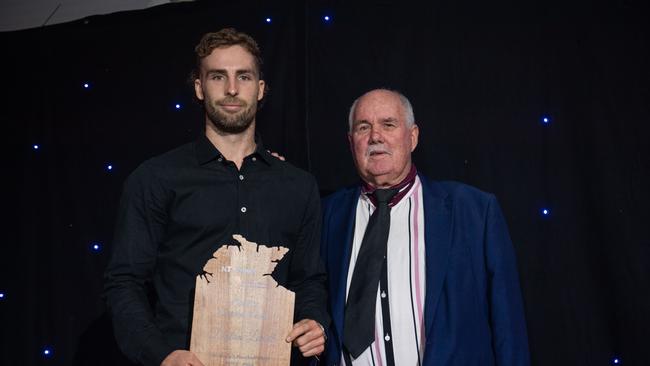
[348,89,416,132]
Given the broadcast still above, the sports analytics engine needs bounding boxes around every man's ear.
[257,80,266,101]
[410,124,419,152]
[194,78,204,101]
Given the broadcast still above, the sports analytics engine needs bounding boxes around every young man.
[104,28,328,366]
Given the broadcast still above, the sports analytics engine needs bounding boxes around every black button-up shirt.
[103,136,329,366]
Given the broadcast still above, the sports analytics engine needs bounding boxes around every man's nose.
[226,79,238,96]
[368,128,383,143]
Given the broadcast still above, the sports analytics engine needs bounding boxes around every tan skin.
[194,45,264,170]
[349,89,419,188]
[161,45,324,366]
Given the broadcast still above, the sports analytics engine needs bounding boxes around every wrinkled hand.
[286,318,326,358]
[160,350,205,366]
[267,150,286,161]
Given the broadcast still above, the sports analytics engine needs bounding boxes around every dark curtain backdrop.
[1,0,648,365]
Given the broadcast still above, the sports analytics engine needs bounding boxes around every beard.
[204,96,257,134]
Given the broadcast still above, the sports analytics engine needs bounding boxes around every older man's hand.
[160,350,205,366]
[266,150,286,161]
[286,318,326,358]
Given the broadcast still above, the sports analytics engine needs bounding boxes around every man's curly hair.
[191,28,264,81]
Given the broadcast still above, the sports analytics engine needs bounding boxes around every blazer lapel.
[420,176,453,341]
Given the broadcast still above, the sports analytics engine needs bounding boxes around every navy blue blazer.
[320,175,530,366]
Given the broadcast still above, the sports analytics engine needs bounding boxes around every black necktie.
[343,188,399,358]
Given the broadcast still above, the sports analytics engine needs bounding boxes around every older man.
[320,89,530,365]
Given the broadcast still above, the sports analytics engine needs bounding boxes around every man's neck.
[205,121,256,170]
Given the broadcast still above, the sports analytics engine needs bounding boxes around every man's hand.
[286,318,326,358]
[161,350,205,366]
[267,150,286,161]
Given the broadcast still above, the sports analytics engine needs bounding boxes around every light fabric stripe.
[373,320,383,366]
[412,178,425,345]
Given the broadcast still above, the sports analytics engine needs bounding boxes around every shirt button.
[252,157,257,162]
[240,207,247,213]
[384,334,391,342]
[217,157,223,162]
[381,291,386,298]
[239,174,244,181]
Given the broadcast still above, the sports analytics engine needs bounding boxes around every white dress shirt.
[344,177,426,366]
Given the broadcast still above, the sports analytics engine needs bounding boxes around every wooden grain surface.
[190,234,295,366]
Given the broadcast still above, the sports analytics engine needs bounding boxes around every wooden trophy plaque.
[190,234,295,366]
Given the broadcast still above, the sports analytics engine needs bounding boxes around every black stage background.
[1,0,649,365]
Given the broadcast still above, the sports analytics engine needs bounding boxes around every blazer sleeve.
[485,194,531,366]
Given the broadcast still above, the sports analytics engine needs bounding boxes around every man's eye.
[356,125,369,132]
[211,74,225,80]
[238,74,252,81]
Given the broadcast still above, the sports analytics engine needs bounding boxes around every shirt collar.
[195,134,273,166]
[361,164,418,207]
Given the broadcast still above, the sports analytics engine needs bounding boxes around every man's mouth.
[219,104,244,112]
[369,151,387,156]
[366,145,391,157]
